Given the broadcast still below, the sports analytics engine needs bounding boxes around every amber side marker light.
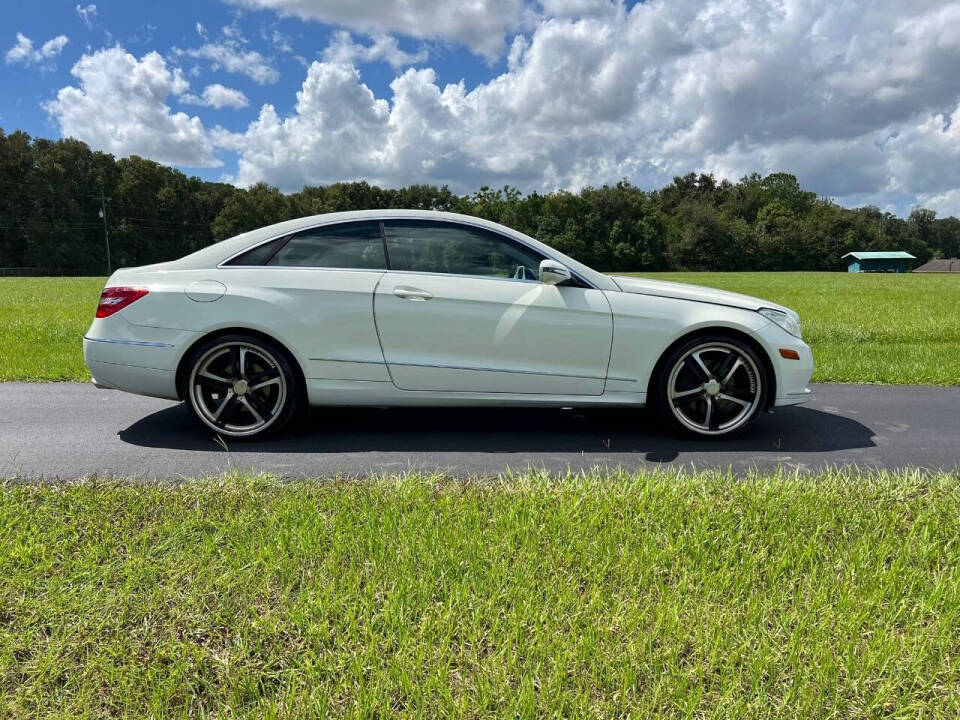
[779,348,801,360]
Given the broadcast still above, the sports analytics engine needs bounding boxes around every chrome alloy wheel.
[188,341,287,437]
[666,341,762,436]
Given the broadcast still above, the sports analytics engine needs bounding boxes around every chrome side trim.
[310,356,608,381]
[84,336,174,348]
[309,357,384,365]
[218,265,387,275]
[388,360,608,381]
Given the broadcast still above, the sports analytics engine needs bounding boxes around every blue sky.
[2,0,497,183]
[3,1,960,217]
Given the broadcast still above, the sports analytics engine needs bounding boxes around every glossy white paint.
[83,209,814,416]
[374,272,612,394]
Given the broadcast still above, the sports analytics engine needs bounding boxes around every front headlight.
[758,307,802,339]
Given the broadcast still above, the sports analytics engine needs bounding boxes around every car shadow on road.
[118,403,875,462]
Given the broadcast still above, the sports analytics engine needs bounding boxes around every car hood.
[609,275,789,313]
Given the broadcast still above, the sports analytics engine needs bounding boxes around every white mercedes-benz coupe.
[84,210,813,439]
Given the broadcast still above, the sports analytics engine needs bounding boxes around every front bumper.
[750,321,814,407]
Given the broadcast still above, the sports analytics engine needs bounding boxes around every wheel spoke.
[723,386,753,402]
[684,353,712,381]
[667,342,763,435]
[671,384,704,400]
[211,391,235,421]
[718,392,750,408]
[251,376,281,392]
[719,354,742,385]
[710,397,723,430]
[239,346,259,380]
[190,341,288,436]
[240,396,264,424]
[246,390,274,421]
[197,371,232,391]
[247,369,271,384]
[229,346,242,378]
[206,347,230,365]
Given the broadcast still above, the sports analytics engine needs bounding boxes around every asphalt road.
[1,382,958,479]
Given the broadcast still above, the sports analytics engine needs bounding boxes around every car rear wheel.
[654,335,767,438]
[183,334,302,439]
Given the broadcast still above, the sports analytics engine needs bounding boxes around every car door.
[218,220,389,383]
[373,219,613,395]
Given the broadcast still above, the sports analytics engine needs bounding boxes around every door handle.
[393,287,433,301]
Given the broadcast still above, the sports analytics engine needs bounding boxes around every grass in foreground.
[3,469,960,718]
[626,272,960,385]
[1,273,959,384]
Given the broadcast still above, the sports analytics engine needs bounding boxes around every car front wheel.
[654,335,767,438]
[183,334,302,439]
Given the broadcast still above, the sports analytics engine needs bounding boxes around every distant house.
[914,258,960,273]
[841,251,916,273]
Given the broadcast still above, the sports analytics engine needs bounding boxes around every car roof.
[166,209,619,291]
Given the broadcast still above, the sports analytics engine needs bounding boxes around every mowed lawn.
[0,277,105,382]
[3,470,960,718]
[622,271,960,385]
[1,272,959,384]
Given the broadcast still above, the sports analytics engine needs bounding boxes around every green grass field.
[626,272,960,385]
[3,470,959,718]
[0,277,104,382]
[1,272,958,384]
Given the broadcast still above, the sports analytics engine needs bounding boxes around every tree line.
[2,128,959,275]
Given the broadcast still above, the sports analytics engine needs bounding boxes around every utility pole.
[99,192,112,275]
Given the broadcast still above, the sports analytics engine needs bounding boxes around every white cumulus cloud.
[174,24,279,84]
[5,32,69,68]
[206,0,960,215]
[211,62,390,187]
[919,188,960,219]
[220,0,528,59]
[37,1,960,215]
[322,31,427,70]
[181,82,250,109]
[45,46,220,167]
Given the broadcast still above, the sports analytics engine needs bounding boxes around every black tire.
[181,333,303,440]
[652,334,768,439]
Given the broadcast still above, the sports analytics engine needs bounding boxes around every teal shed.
[842,251,916,273]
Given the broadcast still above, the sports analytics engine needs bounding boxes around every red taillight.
[96,287,149,318]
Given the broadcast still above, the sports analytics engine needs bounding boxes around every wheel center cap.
[233,379,249,396]
[704,379,721,396]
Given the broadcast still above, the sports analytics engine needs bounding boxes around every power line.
[120,216,213,228]
[0,222,211,233]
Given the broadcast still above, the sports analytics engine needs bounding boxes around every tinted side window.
[224,235,288,266]
[267,221,386,269]
[383,220,544,279]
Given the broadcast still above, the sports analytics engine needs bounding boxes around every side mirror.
[539,259,572,286]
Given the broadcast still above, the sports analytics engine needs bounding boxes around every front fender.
[603,291,769,394]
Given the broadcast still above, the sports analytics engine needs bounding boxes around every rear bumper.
[86,356,179,399]
[91,375,116,389]
[83,315,198,400]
